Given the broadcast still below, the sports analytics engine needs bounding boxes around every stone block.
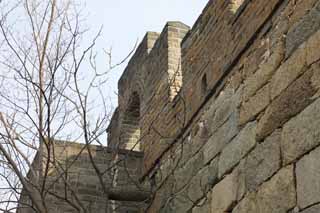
[239,84,270,126]
[286,2,320,57]
[192,197,210,213]
[157,158,174,185]
[301,204,320,213]
[227,69,243,91]
[207,157,219,187]
[255,166,296,213]
[296,146,320,209]
[232,192,257,213]
[203,111,239,165]
[186,167,211,203]
[234,161,247,201]
[287,0,319,29]
[245,130,281,192]
[242,42,284,102]
[169,167,212,213]
[211,172,237,213]
[270,43,307,101]
[179,121,211,166]
[210,88,241,131]
[306,30,320,65]
[234,169,295,213]
[257,68,316,140]
[163,194,193,213]
[174,150,204,190]
[218,122,257,178]
[281,98,320,165]
[205,88,241,134]
[312,63,320,92]
[271,16,320,101]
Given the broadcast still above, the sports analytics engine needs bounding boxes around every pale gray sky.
[83,0,208,107]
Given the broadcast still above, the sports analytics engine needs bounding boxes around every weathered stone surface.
[296,146,320,209]
[156,182,176,213]
[286,2,320,57]
[281,98,320,165]
[174,150,204,190]
[287,0,319,29]
[212,160,247,207]
[160,159,215,213]
[234,161,247,201]
[179,122,210,166]
[203,111,239,165]
[288,207,300,213]
[306,30,320,65]
[233,166,296,213]
[257,67,316,140]
[227,68,243,91]
[268,167,296,210]
[186,166,211,204]
[271,23,320,102]
[192,197,210,213]
[301,204,320,213]
[157,158,175,185]
[245,130,281,192]
[270,43,307,100]
[170,166,212,213]
[242,42,284,102]
[205,88,241,134]
[167,194,193,213]
[207,157,219,187]
[212,89,241,130]
[239,84,270,126]
[218,122,257,178]
[312,63,320,92]
[232,192,257,213]
[211,171,238,212]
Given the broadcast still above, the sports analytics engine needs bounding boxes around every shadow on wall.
[120,91,141,152]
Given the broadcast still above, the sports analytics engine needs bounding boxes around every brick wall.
[17,141,145,213]
[18,0,320,212]
[107,0,320,212]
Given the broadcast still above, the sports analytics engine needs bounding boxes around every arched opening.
[120,92,141,151]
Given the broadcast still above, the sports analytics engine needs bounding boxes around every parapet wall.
[17,141,145,213]
[108,22,189,152]
[108,0,320,212]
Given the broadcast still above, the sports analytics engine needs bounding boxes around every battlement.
[118,22,189,109]
[109,21,189,151]
[108,0,283,169]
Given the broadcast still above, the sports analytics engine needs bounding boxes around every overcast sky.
[83,0,208,108]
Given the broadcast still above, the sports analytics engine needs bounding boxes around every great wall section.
[18,0,320,212]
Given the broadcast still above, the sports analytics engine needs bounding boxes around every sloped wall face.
[134,0,320,212]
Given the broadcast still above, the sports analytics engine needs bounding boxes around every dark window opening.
[120,92,141,151]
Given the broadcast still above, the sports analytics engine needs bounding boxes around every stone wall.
[18,0,320,212]
[17,141,145,213]
[107,0,320,212]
